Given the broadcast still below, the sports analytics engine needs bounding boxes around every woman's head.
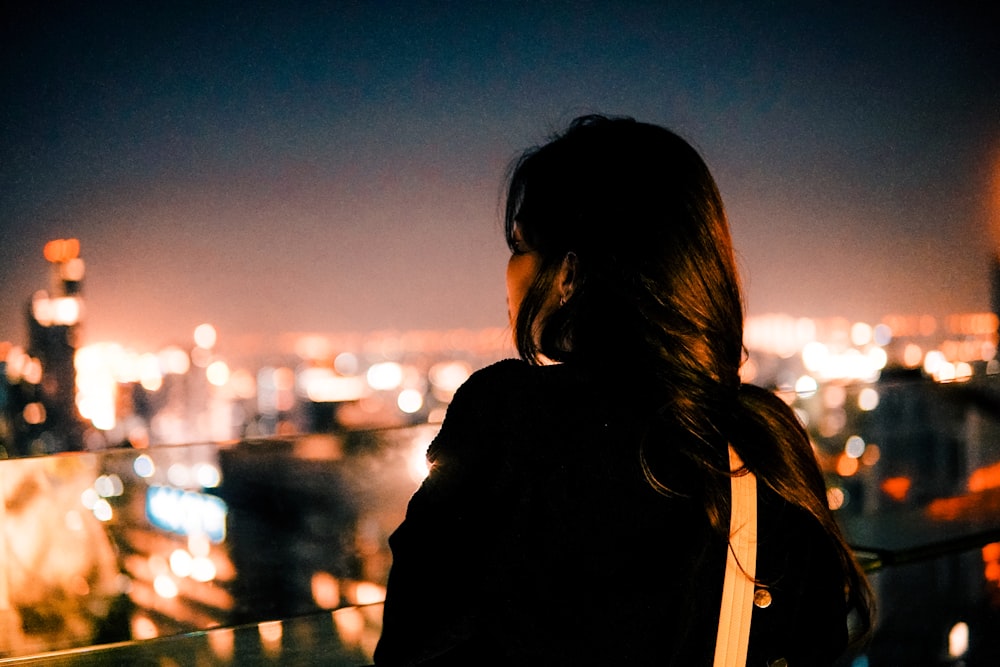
[504,115,744,392]
[504,116,875,636]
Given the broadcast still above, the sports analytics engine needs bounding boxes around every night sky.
[2,2,998,353]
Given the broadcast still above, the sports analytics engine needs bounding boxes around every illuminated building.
[3,240,87,455]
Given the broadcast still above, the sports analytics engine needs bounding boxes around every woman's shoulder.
[460,357,533,387]
[429,360,592,461]
[452,358,579,403]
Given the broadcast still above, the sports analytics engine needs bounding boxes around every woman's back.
[375,115,870,664]
[375,360,849,665]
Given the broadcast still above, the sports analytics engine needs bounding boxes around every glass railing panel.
[0,426,434,659]
[2,372,1000,663]
[0,604,383,666]
[787,371,1000,550]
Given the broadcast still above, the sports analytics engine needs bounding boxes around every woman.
[374,115,873,665]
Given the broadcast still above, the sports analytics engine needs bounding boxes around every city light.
[397,388,424,414]
[801,341,829,373]
[311,571,341,609]
[333,606,365,645]
[61,257,86,283]
[206,360,230,387]
[229,368,257,399]
[81,487,99,509]
[366,362,404,391]
[881,477,911,502]
[170,549,194,577]
[298,367,367,402]
[799,340,886,382]
[146,486,228,543]
[850,322,872,346]
[845,435,866,459]
[948,621,969,658]
[924,350,946,376]
[92,498,113,521]
[75,344,119,430]
[190,556,217,583]
[139,353,163,391]
[95,474,124,497]
[23,402,46,425]
[194,323,217,350]
[134,454,155,478]
[794,375,818,398]
[860,444,881,467]
[159,346,191,374]
[826,486,846,511]
[32,293,82,326]
[43,238,80,263]
[195,462,222,488]
[349,581,386,606]
[836,453,859,477]
[131,615,158,640]
[428,360,471,399]
[208,628,235,662]
[259,620,283,658]
[153,573,179,599]
[334,351,360,375]
[902,343,923,367]
[857,387,879,411]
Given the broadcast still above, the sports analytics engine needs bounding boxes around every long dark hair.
[505,115,873,641]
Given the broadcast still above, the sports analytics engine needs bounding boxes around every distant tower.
[20,239,87,453]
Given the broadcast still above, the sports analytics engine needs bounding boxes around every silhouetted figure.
[375,116,873,665]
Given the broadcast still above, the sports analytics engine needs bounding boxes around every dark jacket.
[375,359,848,666]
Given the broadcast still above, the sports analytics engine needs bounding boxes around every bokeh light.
[367,362,403,391]
[397,389,424,414]
[194,323,217,349]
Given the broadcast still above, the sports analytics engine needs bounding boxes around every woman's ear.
[558,252,578,304]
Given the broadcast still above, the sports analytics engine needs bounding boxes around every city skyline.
[2,3,998,351]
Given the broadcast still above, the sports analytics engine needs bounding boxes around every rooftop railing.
[0,378,998,666]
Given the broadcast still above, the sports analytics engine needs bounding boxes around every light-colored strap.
[713,446,758,667]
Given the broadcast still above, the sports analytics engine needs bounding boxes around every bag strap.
[713,446,758,667]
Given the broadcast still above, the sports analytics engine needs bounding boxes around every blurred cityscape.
[2,240,1000,664]
[4,239,998,459]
